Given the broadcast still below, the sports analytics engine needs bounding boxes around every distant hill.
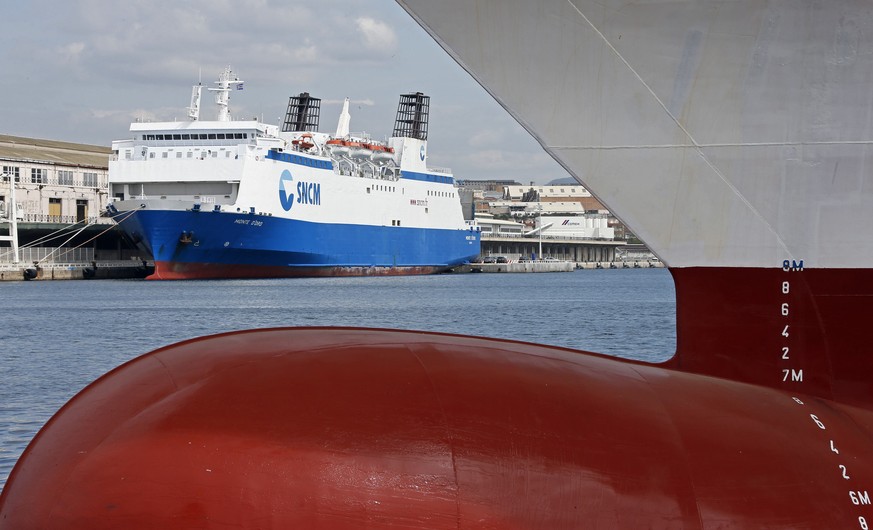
[545,177,578,186]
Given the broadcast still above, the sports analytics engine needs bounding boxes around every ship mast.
[187,84,202,121]
[207,66,243,122]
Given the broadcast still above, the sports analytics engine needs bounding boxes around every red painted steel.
[668,267,873,408]
[148,260,449,280]
[2,322,872,528]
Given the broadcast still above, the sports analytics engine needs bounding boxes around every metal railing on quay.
[0,247,95,264]
[481,233,617,242]
[17,214,114,225]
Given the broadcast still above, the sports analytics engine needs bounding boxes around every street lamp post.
[0,172,20,264]
[538,202,543,261]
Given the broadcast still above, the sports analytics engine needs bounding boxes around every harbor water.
[0,268,676,491]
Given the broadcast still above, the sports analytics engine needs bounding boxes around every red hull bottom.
[148,261,451,280]
[2,327,872,528]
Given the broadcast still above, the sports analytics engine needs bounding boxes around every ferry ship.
[107,68,479,279]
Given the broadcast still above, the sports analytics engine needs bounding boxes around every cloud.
[356,17,398,53]
[1,0,566,182]
[323,99,375,106]
[460,148,555,174]
[468,129,505,148]
[294,41,319,63]
[58,42,86,62]
[91,107,164,123]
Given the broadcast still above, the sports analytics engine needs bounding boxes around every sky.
[0,0,568,184]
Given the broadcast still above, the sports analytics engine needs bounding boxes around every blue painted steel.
[265,149,334,170]
[118,209,480,268]
[400,171,454,185]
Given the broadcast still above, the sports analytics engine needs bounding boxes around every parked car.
[483,256,497,263]
[496,256,508,263]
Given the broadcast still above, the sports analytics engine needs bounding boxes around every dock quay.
[480,234,623,264]
[0,246,152,281]
[579,260,664,270]
[0,260,152,281]
[455,259,663,273]
[458,260,576,273]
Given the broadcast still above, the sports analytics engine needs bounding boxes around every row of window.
[479,226,523,233]
[370,184,397,193]
[510,187,582,193]
[2,165,100,187]
[367,184,456,200]
[141,132,249,141]
[146,150,234,160]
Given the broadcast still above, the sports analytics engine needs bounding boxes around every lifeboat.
[369,144,396,164]
[325,138,349,157]
[291,133,315,151]
[347,141,371,160]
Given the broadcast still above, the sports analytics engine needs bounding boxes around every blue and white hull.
[114,208,480,279]
[107,76,478,279]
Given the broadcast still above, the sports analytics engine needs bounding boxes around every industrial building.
[0,135,137,267]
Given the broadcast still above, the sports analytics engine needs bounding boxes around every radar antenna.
[207,66,243,122]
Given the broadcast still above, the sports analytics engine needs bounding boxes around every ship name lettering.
[234,219,251,225]
[296,181,321,205]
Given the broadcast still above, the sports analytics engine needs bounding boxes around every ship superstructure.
[108,67,479,279]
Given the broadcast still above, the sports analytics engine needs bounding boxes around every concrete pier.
[456,261,575,273]
[480,235,624,265]
[577,260,664,270]
[0,260,152,281]
[454,259,664,273]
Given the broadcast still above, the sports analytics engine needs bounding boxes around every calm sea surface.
[0,268,676,491]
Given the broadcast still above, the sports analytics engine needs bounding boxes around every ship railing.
[38,176,109,189]
[481,232,618,242]
[139,139,245,148]
[19,214,111,225]
[348,131,374,142]
[0,246,95,264]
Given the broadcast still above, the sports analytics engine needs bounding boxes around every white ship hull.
[398,0,873,269]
